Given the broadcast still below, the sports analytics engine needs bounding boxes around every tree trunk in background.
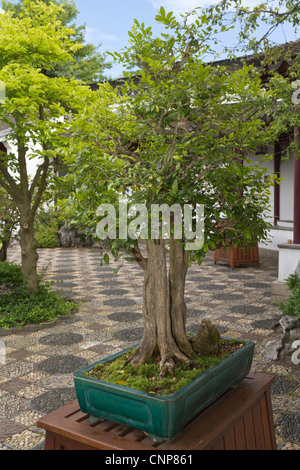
[0,239,8,262]
[19,209,39,293]
[128,239,193,376]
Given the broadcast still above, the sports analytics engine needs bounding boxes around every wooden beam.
[274,143,281,227]
[294,126,300,244]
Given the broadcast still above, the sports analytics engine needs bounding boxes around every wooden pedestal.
[37,372,277,451]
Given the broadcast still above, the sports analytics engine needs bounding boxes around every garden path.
[0,247,299,450]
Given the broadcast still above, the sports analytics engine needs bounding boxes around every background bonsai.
[63,5,281,376]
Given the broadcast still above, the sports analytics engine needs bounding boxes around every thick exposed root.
[159,357,176,379]
[125,343,155,369]
[125,340,191,378]
[158,349,191,379]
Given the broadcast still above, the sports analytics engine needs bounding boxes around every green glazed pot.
[73,339,255,442]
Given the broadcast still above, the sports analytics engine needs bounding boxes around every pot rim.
[73,337,255,402]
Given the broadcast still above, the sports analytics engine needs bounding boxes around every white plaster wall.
[245,149,296,252]
[279,158,294,221]
[278,246,300,282]
[259,228,294,251]
[2,135,43,181]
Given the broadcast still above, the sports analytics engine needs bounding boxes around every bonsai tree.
[64,6,278,376]
[0,0,92,292]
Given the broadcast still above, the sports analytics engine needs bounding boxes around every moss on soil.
[83,338,246,396]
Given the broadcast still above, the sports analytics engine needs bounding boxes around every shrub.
[279,273,300,318]
[0,281,78,329]
[0,261,23,287]
[35,219,59,248]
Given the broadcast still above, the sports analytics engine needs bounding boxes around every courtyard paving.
[0,247,299,450]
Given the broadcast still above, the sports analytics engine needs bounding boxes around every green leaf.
[113,266,122,276]
[172,180,178,194]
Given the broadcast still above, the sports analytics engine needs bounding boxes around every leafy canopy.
[61,5,278,268]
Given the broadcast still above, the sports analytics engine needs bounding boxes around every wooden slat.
[211,438,225,450]
[233,420,247,450]
[38,406,156,450]
[223,427,236,450]
[260,392,276,450]
[252,401,266,450]
[243,410,256,450]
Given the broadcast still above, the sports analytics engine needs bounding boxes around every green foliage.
[0,261,23,287]
[2,0,112,82]
[35,220,59,248]
[0,281,77,329]
[34,208,60,248]
[83,342,241,395]
[279,273,300,318]
[0,259,77,328]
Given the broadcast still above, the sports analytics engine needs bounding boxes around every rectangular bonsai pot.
[73,339,255,441]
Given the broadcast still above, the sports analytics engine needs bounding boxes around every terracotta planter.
[73,339,255,442]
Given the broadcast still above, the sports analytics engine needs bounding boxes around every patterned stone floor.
[0,247,299,450]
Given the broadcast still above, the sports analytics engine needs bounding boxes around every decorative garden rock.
[279,316,300,362]
[189,318,221,355]
[58,226,72,248]
[58,225,92,248]
[263,315,300,363]
[262,340,283,361]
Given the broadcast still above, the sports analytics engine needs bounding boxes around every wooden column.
[274,143,281,227]
[0,142,7,154]
[294,127,300,244]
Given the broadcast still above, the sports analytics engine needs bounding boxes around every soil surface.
[83,338,246,395]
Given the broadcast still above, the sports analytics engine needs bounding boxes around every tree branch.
[0,161,23,204]
[131,243,148,271]
[29,163,44,200]
[31,157,50,215]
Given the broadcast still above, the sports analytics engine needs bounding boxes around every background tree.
[0,0,92,292]
[2,0,112,82]
[63,6,278,375]
[203,0,300,66]
[220,0,300,169]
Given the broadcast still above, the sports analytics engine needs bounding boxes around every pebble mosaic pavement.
[0,247,299,451]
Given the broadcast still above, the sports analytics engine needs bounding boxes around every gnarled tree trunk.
[129,238,193,376]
